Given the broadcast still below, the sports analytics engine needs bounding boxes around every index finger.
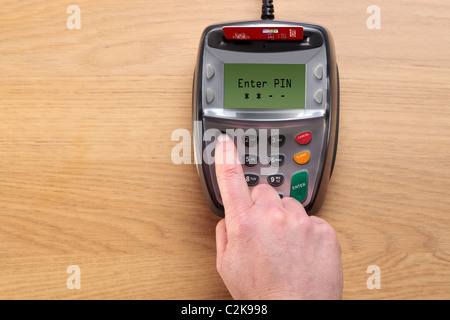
[215,134,253,216]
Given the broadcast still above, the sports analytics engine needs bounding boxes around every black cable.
[261,0,275,20]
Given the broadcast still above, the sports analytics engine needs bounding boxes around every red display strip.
[223,26,303,41]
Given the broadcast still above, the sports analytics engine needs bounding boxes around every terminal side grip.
[330,65,340,179]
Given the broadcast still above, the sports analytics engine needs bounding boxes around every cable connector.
[261,0,275,20]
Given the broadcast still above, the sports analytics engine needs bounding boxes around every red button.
[296,132,312,145]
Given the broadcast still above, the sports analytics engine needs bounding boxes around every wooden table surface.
[1,0,449,300]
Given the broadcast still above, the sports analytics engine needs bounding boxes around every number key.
[267,174,285,187]
[245,173,260,186]
[243,154,259,167]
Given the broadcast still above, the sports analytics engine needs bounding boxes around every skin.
[214,134,343,300]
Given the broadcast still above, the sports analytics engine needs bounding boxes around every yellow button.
[294,151,310,165]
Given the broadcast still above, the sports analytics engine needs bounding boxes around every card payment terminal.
[192,2,339,217]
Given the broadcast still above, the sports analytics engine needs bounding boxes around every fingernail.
[217,133,230,143]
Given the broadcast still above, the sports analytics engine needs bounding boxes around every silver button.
[314,89,323,104]
[206,64,215,79]
[314,65,324,80]
[206,89,215,103]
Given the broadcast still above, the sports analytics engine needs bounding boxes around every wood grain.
[0,0,449,299]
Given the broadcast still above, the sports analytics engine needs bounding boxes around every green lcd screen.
[224,64,305,109]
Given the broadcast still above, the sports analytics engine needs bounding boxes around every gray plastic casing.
[192,21,339,217]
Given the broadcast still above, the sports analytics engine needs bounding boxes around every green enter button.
[290,171,308,203]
